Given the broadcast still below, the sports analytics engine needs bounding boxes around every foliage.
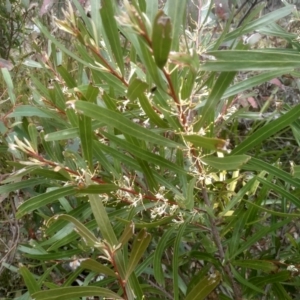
[0,0,36,60]
[1,0,300,299]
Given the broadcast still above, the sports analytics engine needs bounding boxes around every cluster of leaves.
[2,0,300,299]
[0,0,36,60]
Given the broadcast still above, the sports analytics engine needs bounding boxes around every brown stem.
[108,246,128,299]
[86,44,128,87]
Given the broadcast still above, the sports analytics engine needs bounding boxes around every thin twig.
[200,182,242,300]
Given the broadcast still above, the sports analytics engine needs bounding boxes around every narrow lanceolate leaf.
[138,37,165,89]
[183,134,227,151]
[75,101,182,148]
[16,186,77,218]
[185,177,196,210]
[85,183,118,246]
[100,0,124,76]
[57,65,77,88]
[125,229,151,280]
[231,260,277,273]
[201,155,251,171]
[185,272,221,300]
[76,184,118,194]
[164,0,188,51]
[138,94,168,128]
[7,105,50,118]
[78,114,93,171]
[223,69,293,99]
[117,216,174,229]
[127,78,148,101]
[19,266,40,294]
[0,178,49,194]
[23,249,81,260]
[201,50,300,72]
[49,214,99,247]
[194,72,236,131]
[84,175,128,285]
[245,158,300,188]
[231,266,264,294]
[152,10,172,69]
[255,177,300,208]
[32,286,123,300]
[231,104,300,155]
[81,258,117,278]
[244,200,300,218]
[118,221,135,246]
[101,131,186,175]
[173,219,189,300]
[229,219,291,260]
[221,5,294,46]
[2,68,16,105]
[28,123,38,152]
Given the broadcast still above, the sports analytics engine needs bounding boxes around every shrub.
[2,0,300,299]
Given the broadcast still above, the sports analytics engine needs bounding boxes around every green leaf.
[101,131,186,175]
[81,258,117,278]
[181,68,196,100]
[0,178,49,194]
[185,177,196,210]
[75,100,182,148]
[223,69,293,99]
[31,168,71,181]
[138,37,165,88]
[229,218,291,260]
[201,155,251,170]
[78,114,93,171]
[77,184,118,194]
[194,72,236,131]
[231,266,264,294]
[1,68,16,105]
[16,186,77,218]
[214,5,294,49]
[49,214,99,247]
[231,104,300,155]
[231,260,277,273]
[22,249,81,260]
[202,50,300,72]
[245,158,300,188]
[85,181,118,246]
[153,226,175,286]
[244,200,300,218]
[164,0,187,51]
[100,0,125,76]
[183,134,227,151]
[118,221,135,246]
[249,271,290,286]
[57,65,77,88]
[125,228,151,279]
[255,177,300,208]
[28,124,38,152]
[152,10,172,69]
[32,286,123,300]
[185,272,221,300]
[127,78,148,101]
[272,282,293,300]
[173,220,189,300]
[7,105,51,118]
[19,266,40,294]
[291,164,300,178]
[117,215,174,229]
[145,0,158,24]
[138,93,168,128]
